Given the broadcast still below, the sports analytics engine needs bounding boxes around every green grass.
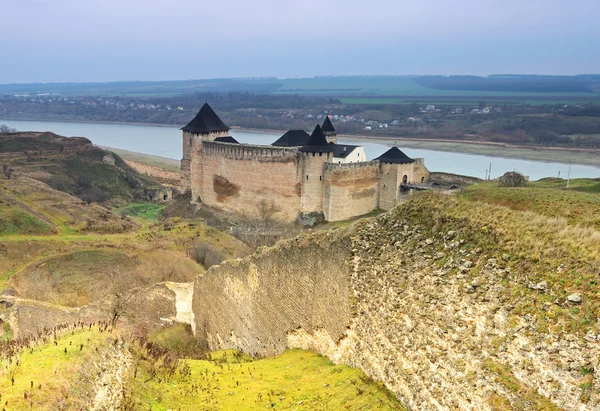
[462,179,600,229]
[0,326,117,410]
[117,202,165,220]
[0,210,54,235]
[130,346,402,410]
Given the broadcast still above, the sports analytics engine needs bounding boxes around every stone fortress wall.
[183,136,429,222]
[180,104,429,222]
[199,141,301,221]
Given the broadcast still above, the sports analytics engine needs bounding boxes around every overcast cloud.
[1,0,598,82]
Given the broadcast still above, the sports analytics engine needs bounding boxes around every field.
[462,178,600,229]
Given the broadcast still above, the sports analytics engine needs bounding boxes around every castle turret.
[375,147,428,209]
[321,116,337,144]
[298,125,333,215]
[180,103,230,202]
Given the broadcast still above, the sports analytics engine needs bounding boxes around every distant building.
[331,144,366,164]
[425,105,436,112]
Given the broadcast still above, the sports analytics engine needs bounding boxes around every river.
[2,119,600,180]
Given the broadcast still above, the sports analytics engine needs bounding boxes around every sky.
[1,0,599,83]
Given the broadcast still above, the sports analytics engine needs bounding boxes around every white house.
[331,144,367,164]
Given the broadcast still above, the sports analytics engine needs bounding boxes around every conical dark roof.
[299,125,334,153]
[181,103,230,134]
[271,130,310,147]
[375,147,415,164]
[322,116,336,135]
[214,136,239,144]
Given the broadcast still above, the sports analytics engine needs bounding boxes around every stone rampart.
[323,161,380,221]
[192,230,353,357]
[199,141,301,222]
[192,197,599,410]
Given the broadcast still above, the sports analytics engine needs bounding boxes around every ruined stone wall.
[192,197,599,410]
[323,161,380,221]
[192,231,353,357]
[199,142,302,222]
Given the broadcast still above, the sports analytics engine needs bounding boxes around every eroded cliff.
[192,193,599,410]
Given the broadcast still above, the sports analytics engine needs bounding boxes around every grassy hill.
[462,178,600,229]
[1,132,163,205]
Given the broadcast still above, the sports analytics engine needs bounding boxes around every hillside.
[0,132,164,204]
[191,186,600,410]
[0,323,401,410]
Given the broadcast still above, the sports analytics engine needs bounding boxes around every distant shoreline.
[2,116,600,168]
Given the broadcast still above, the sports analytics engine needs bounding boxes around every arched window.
[421,176,425,183]
[402,175,408,184]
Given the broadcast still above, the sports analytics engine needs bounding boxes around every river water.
[2,119,600,180]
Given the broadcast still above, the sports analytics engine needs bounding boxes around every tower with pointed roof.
[321,116,338,144]
[180,103,231,197]
[299,125,333,214]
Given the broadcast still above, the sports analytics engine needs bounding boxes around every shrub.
[79,189,111,203]
[76,174,94,190]
[499,171,526,187]
[193,242,225,269]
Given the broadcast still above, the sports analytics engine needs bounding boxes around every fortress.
[180,103,429,222]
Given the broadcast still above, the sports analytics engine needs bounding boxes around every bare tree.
[2,165,13,179]
[0,125,16,134]
[256,199,282,227]
[105,267,137,326]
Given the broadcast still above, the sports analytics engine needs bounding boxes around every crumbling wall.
[192,230,353,357]
[192,197,599,410]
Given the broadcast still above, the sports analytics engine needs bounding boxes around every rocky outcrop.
[192,194,599,410]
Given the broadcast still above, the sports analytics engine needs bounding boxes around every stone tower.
[180,103,230,201]
[298,125,333,215]
[321,116,338,144]
[375,147,419,210]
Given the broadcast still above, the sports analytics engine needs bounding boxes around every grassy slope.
[1,212,248,303]
[130,349,400,411]
[0,326,117,410]
[0,174,138,235]
[406,191,599,336]
[0,325,403,411]
[462,178,600,229]
[131,325,402,410]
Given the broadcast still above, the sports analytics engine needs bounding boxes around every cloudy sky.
[1,0,598,82]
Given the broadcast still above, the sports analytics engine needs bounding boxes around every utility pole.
[488,163,492,180]
[485,169,488,180]
[566,162,572,189]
